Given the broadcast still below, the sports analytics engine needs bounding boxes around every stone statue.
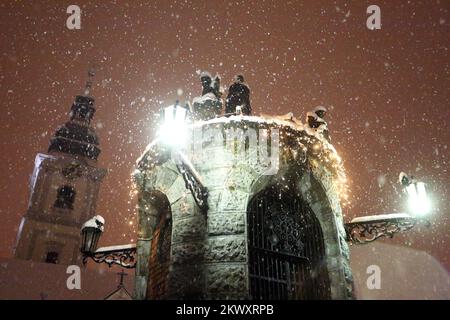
[306,106,330,142]
[192,71,223,120]
[200,72,214,96]
[225,75,251,115]
[212,75,222,99]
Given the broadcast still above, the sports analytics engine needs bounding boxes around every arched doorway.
[247,184,331,299]
[147,197,172,300]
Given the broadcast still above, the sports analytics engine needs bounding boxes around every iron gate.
[247,185,331,299]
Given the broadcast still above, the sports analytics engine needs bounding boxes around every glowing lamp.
[159,103,190,146]
[406,181,431,217]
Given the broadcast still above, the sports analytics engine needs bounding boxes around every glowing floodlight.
[158,103,190,146]
[399,172,431,217]
[405,181,431,217]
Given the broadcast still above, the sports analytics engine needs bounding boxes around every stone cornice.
[135,116,347,204]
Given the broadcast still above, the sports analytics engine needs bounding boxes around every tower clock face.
[62,162,82,180]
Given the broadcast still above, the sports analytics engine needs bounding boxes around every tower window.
[54,185,76,210]
[45,251,59,264]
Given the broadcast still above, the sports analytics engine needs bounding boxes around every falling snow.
[0,1,449,299]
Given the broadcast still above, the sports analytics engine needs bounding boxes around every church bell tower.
[14,70,106,265]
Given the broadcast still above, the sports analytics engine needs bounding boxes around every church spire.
[83,67,95,97]
[69,68,97,125]
[48,67,101,160]
[15,66,107,266]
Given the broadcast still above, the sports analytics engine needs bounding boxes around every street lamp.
[345,172,431,244]
[156,102,209,214]
[80,215,137,269]
[399,172,431,217]
[406,181,430,217]
[80,215,104,255]
[406,182,431,217]
[80,103,206,268]
[158,102,190,146]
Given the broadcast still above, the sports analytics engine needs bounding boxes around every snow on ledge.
[136,113,341,171]
[95,243,136,253]
[193,114,307,131]
[191,114,333,149]
[350,213,412,224]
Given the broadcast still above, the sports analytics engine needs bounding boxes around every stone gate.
[133,115,353,300]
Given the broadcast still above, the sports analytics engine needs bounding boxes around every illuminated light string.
[123,178,139,239]
[276,128,350,208]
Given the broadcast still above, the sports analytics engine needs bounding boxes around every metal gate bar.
[247,185,331,300]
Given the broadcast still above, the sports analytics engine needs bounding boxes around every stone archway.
[297,170,353,299]
[242,165,352,300]
[134,161,207,300]
[134,117,354,300]
[147,195,172,299]
[135,189,174,300]
[247,183,331,299]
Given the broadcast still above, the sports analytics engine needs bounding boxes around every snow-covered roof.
[193,114,304,128]
[136,113,340,170]
[135,113,349,207]
[192,114,335,151]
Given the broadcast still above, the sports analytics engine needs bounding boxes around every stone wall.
[134,116,353,300]
[147,213,171,299]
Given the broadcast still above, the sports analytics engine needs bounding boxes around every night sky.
[1,1,449,270]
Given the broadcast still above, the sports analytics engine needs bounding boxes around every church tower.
[14,71,106,265]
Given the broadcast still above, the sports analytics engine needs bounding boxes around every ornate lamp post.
[80,215,137,269]
[158,102,190,146]
[80,215,104,255]
[345,173,431,244]
[344,213,420,244]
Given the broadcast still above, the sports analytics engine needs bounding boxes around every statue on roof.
[192,71,223,120]
[306,106,330,142]
[225,74,251,116]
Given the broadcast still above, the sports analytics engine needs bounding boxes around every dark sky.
[1,1,449,269]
